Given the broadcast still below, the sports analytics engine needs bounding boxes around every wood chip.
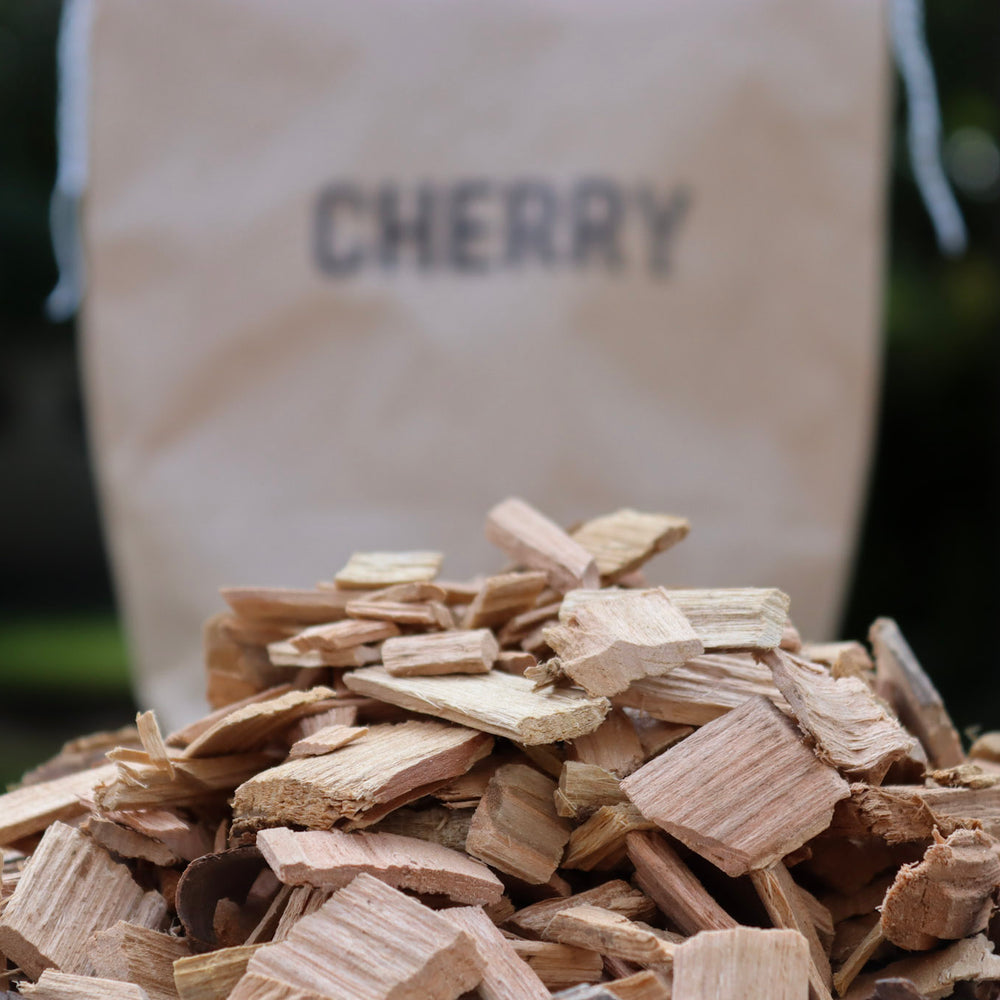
[438,906,550,1000]
[83,816,181,867]
[880,828,1000,950]
[671,927,810,1000]
[382,629,499,677]
[256,827,503,905]
[764,648,919,782]
[625,831,737,936]
[555,761,628,820]
[288,618,400,653]
[505,880,657,939]
[622,698,850,876]
[545,905,680,966]
[180,686,338,758]
[19,971,151,1000]
[334,551,444,590]
[0,763,118,846]
[662,587,790,650]
[91,922,190,1000]
[461,571,550,629]
[563,803,655,871]
[485,498,599,593]
[173,945,261,1000]
[570,708,645,778]
[135,711,175,779]
[870,618,964,769]
[233,721,492,831]
[287,724,368,758]
[219,587,350,624]
[229,873,482,1000]
[344,667,609,744]
[570,509,690,582]
[0,822,167,979]
[506,938,604,991]
[544,589,703,696]
[466,763,571,884]
[614,653,786,725]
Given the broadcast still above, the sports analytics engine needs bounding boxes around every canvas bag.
[82,0,889,729]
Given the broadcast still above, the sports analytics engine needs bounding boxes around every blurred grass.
[0,613,135,786]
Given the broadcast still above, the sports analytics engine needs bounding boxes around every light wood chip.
[765,648,919,782]
[229,873,482,1000]
[135,711,175,779]
[344,666,609,744]
[19,971,150,1000]
[382,629,499,677]
[570,509,690,582]
[0,822,167,979]
[233,721,492,831]
[91,922,189,1000]
[334,551,443,590]
[671,927,810,1000]
[545,589,702,696]
[506,880,657,938]
[506,939,604,991]
[345,598,453,627]
[555,761,627,820]
[173,945,261,1000]
[662,587,790,650]
[622,697,850,877]
[870,618,964,769]
[438,906,550,1000]
[257,826,503,905]
[288,618,399,653]
[287,724,368,758]
[466,764,571,884]
[545,905,680,966]
[462,571,550,629]
[219,587,351,624]
[880,828,1000,951]
[485,498,599,593]
[570,708,645,778]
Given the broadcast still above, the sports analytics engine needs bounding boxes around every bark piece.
[334,550,443,589]
[507,939,604,990]
[671,927,810,1000]
[545,906,680,966]
[466,764,571,884]
[880,828,1000,950]
[563,803,656,871]
[622,697,850,876]
[615,653,786,725]
[662,587,790,650]
[344,666,610,744]
[181,687,337,758]
[91,922,190,1000]
[18,971,150,1000]
[229,873,482,1000]
[233,720,492,831]
[287,724,368,758]
[871,618,964,769]
[507,880,656,939]
[0,822,167,979]
[625,831,737,936]
[749,862,834,998]
[842,934,1000,1000]
[173,945,261,1000]
[544,589,702,697]
[220,587,351,624]
[485,497,599,593]
[570,509,690,582]
[0,763,117,845]
[765,649,919,783]
[462,571,550,629]
[256,826,503,905]
[438,906,550,1000]
[555,761,627,820]
[382,629,499,677]
[571,708,645,778]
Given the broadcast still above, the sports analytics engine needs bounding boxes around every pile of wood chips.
[3,497,1000,1000]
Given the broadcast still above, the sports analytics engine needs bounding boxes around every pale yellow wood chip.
[334,551,444,590]
[663,587,790,650]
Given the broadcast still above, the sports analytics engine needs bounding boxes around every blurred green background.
[0,2,997,786]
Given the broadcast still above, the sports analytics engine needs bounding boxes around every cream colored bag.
[82,0,889,727]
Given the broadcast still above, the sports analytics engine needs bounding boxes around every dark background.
[1,2,998,784]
